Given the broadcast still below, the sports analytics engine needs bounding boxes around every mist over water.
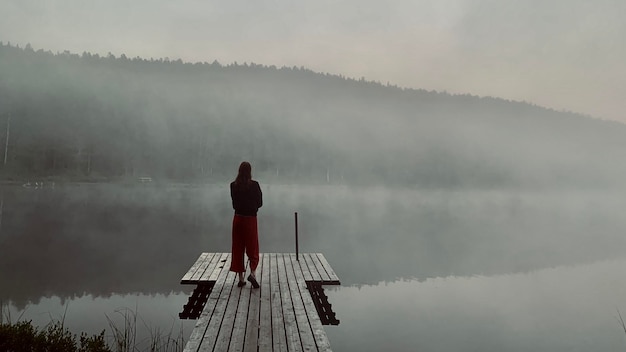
[1,4,625,350]
[2,183,626,350]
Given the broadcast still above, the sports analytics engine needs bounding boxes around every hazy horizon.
[1,0,624,123]
[2,3,626,350]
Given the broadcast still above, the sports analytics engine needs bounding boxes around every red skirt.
[230,214,259,273]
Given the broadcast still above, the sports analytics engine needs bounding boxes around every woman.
[230,161,263,288]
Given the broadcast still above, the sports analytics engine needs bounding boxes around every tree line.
[1,42,625,188]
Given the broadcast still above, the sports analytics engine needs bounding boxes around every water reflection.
[325,260,626,352]
[3,292,196,350]
[2,184,626,350]
[0,184,219,309]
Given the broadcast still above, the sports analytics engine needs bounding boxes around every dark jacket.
[230,180,263,216]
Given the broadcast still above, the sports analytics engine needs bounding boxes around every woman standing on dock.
[230,161,263,288]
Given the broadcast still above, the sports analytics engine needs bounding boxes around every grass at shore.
[1,302,185,352]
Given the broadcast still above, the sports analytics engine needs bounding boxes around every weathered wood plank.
[270,254,288,352]
[308,253,332,283]
[229,261,255,352]
[314,254,340,285]
[297,254,314,282]
[184,255,233,352]
[208,253,230,282]
[290,254,333,352]
[256,253,273,352]
[189,252,219,283]
[277,254,302,352]
[208,260,247,352]
[183,253,338,352]
[181,252,211,284]
[242,253,262,352]
[228,258,261,352]
[196,260,238,352]
[302,253,323,282]
[199,252,225,282]
[284,254,318,351]
[181,252,210,283]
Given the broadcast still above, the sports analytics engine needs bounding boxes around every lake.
[2,183,626,351]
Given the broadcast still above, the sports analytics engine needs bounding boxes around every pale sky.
[1,0,624,122]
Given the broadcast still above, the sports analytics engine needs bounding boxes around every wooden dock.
[180,252,340,352]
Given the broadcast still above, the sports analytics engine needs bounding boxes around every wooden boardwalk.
[181,252,340,352]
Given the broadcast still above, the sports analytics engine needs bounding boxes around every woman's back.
[230,180,263,216]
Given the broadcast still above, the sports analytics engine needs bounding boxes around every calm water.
[2,183,626,351]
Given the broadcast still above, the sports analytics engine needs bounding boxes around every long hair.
[234,161,252,186]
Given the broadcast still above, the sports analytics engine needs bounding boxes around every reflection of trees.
[297,188,626,286]
[0,185,233,309]
[3,185,626,308]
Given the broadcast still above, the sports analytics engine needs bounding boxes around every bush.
[0,320,111,352]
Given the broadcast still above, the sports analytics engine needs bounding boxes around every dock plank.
[308,254,332,283]
[270,254,288,352]
[202,258,235,351]
[276,253,302,352]
[181,252,211,284]
[297,255,314,282]
[229,260,254,352]
[203,263,241,352]
[284,254,318,351]
[314,254,340,284]
[199,252,224,282]
[184,255,233,352]
[208,253,230,282]
[256,254,273,352]
[302,253,323,282]
[289,254,333,352]
[189,252,218,283]
[241,253,262,352]
[182,253,339,352]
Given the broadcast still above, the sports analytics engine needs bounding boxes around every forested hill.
[0,42,625,188]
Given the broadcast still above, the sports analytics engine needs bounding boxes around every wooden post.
[0,192,3,232]
[3,113,10,166]
[295,212,299,261]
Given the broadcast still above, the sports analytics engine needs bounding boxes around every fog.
[2,43,626,190]
[3,184,626,350]
[1,0,624,123]
[326,259,626,351]
[2,7,626,348]
[3,184,626,301]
